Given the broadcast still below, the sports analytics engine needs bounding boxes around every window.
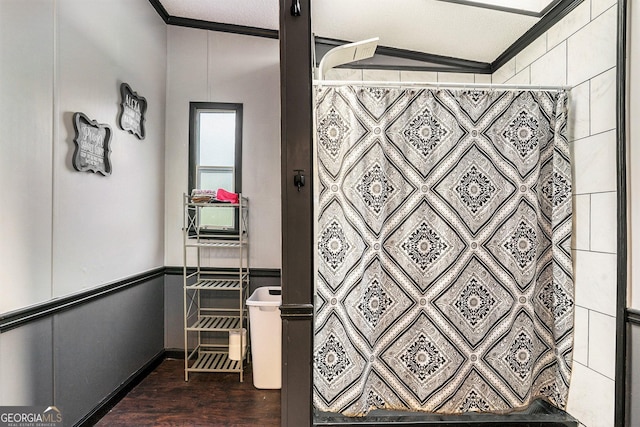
[189,102,243,234]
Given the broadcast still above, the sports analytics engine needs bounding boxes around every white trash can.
[246,286,282,389]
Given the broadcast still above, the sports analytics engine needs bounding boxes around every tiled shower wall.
[323,1,619,425]
[492,2,618,426]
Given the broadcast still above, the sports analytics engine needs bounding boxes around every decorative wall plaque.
[72,112,112,176]
[118,82,147,139]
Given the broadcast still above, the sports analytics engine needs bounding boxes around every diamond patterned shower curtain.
[313,86,573,416]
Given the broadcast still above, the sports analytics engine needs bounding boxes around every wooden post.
[279,0,314,426]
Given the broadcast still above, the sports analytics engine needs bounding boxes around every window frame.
[188,102,243,236]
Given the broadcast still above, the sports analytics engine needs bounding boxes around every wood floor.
[95,358,280,426]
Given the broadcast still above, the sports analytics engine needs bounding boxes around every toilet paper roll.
[229,328,247,361]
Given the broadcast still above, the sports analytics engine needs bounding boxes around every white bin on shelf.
[246,286,282,389]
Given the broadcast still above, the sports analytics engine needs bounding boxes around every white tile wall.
[363,69,400,81]
[334,69,489,86]
[400,70,437,82]
[573,194,590,251]
[437,72,474,83]
[567,362,615,427]
[516,34,547,73]
[574,250,617,316]
[547,0,591,49]
[530,41,567,87]
[567,6,617,86]
[474,74,492,84]
[573,306,590,365]
[324,67,363,81]
[592,0,617,18]
[590,191,617,253]
[571,130,617,195]
[590,67,617,134]
[492,58,516,84]
[505,67,530,85]
[567,80,590,141]
[587,310,617,379]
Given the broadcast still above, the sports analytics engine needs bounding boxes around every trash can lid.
[247,286,282,306]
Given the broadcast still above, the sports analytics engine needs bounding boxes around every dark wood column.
[279,0,314,426]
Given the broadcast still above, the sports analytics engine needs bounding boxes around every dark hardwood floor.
[95,358,280,426]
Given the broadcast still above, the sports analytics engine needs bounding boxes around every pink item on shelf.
[216,188,239,204]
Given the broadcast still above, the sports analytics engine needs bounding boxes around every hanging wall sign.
[72,112,112,176]
[118,82,147,139]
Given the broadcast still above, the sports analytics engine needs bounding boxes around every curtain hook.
[291,0,301,16]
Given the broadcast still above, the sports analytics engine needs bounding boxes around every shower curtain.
[313,86,573,416]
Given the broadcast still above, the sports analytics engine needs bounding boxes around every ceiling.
[157,0,552,65]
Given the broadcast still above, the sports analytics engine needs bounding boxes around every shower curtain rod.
[312,79,572,92]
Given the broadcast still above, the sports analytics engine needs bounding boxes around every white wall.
[492,1,618,426]
[164,27,281,269]
[0,0,54,313]
[0,0,167,312]
[1,0,166,415]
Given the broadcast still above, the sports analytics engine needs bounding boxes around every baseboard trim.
[75,349,166,427]
[164,348,186,360]
[249,268,281,278]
